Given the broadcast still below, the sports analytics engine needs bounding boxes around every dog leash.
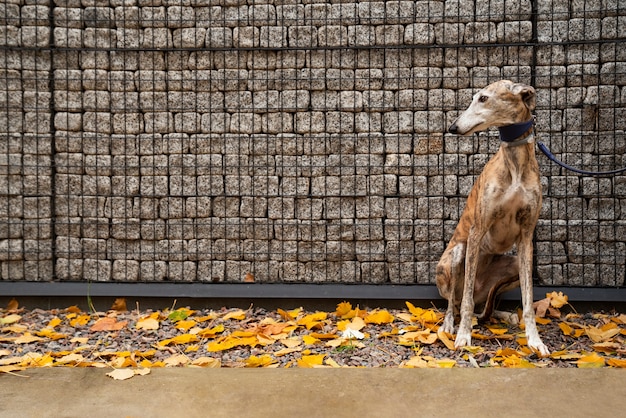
[536,142,626,176]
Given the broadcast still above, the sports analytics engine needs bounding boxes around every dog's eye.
[478,95,488,103]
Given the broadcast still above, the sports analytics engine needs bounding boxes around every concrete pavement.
[1,368,624,418]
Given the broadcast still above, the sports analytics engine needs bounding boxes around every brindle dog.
[436,80,549,356]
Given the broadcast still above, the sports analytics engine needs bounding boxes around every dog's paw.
[440,314,455,334]
[527,334,550,357]
[454,329,472,350]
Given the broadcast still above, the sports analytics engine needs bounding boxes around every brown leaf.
[110,298,127,312]
[244,272,255,283]
[6,298,19,312]
[90,317,128,332]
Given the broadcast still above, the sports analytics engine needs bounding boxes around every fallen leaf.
[547,291,569,308]
[437,329,456,350]
[110,298,127,312]
[15,333,45,344]
[164,354,189,367]
[365,309,394,324]
[335,301,353,317]
[6,299,19,311]
[297,354,325,368]
[223,309,247,321]
[157,334,199,346]
[90,317,127,332]
[607,358,626,368]
[106,369,136,381]
[191,357,221,368]
[576,352,605,368]
[0,314,22,325]
[136,317,160,331]
[297,312,327,330]
[245,354,276,368]
[585,326,621,343]
[244,272,255,283]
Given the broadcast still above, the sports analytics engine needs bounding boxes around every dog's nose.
[449,124,458,134]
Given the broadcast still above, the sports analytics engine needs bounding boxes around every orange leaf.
[244,272,255,283]
[6,298,19,311]
[110,298,127,312]
[607,358,626,368]
[90,317,127,332]
[547,291,569,308]
[559,322,574,336]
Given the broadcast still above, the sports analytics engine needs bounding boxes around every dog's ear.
[510,83,536,111]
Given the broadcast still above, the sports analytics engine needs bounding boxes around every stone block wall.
[1,0,625,286]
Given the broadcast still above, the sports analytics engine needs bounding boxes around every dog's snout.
[448,123,458,134]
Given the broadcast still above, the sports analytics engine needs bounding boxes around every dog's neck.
[498,118,534,147]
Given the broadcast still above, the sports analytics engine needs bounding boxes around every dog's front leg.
[518,233,549,356]
[439,243,465,334]
[455,229,481,349]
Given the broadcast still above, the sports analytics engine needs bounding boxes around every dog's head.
[449,80,536,135]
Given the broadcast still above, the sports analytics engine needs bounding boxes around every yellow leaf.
[175,319,197,331]
[297,312,327,330]
[107,369,136,381]
[535,316,552,325]
[404,356,430,368]
[435,359,457,368]
[70,314,91,327]
[437,328,456,350]
[136,317,160,331]
[245,354,276,368]
[15,333,45,344]
[325,358,342,368]
[279,337,302,348]
[335,301,353,317]
[223,309,247,321]
[345,317,366,331]
[197,324,225,338]
[36,328,67,341]
[297,354,325,368]
[191,357,221,368]
[277,307,301,321]
[592,342,621,354]
[185,345,200,353]
[550,351,582,360]
[56,353,85,365]
[46,317,62,328]
[365,309,394,324]
[559,322,574,336]
[0,314,21,325]
[164,354,189,367]
[486,325,510,335]
[547,291,569,308]
[302,335,320,345]
[576,352,605,368]
[274,347,302,357]
[585,326,621,343]
[157,333,199,346]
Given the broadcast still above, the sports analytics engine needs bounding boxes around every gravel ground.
[1,299,625,370]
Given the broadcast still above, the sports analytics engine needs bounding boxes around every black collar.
[498,119,534,146]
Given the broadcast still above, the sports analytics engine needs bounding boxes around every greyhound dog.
[436,80,549,356]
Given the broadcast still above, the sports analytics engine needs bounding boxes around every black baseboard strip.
[0,282,624,303]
